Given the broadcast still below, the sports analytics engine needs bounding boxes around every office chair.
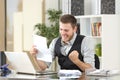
[95,54,100,69]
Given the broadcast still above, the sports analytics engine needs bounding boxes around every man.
[30,14,95,72]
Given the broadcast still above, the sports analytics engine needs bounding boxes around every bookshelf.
[75,14,120,69]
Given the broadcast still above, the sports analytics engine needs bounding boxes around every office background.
[0,0,120,70]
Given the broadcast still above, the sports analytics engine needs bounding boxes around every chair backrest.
[94,54,100,69]
[76,23,80,34]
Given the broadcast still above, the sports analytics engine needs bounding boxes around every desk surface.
[0,73,120,80]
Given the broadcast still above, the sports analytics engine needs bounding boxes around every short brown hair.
[59,14,77,28]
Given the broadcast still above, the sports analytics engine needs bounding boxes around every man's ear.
[74,26,77,32]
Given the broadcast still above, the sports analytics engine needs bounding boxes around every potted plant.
[34,9,62,46]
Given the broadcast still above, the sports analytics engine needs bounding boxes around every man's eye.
[64,30,68,32]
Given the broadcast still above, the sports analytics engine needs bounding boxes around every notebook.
[4,51,57,75]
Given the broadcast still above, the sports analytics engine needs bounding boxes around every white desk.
[0,73,120,80]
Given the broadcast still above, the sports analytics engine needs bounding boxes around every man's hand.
[68,50,79,63]
[69,50,93,72]
[29,45,38,58]
[29,45,48,71]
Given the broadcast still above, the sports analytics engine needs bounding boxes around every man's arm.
[69,50,93,72]
[34,57,48,71]
[30,46,48,71]
[69,37,95,72]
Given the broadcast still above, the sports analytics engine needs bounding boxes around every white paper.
[58,70,81,78]
[32,35,52,62]
[86,69,120,77]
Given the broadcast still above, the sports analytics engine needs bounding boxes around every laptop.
[4,51,57,75]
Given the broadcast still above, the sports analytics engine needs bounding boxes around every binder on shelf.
[91,22,101,36]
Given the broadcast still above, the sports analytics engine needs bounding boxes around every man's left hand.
[69,50,79,63]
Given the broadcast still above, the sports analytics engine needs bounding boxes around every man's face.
[59,22,76,43]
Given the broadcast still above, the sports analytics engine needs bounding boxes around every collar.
[61,33,77,46]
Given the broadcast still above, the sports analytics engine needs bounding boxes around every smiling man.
[30,14,95,72]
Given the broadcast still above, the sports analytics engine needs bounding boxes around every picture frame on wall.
[61,0,84,16]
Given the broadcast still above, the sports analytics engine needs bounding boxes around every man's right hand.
[30,45,38,58]
[30,45,48,71]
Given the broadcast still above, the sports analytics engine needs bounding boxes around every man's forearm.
[73,59,93,72]
[37,60,48,70]
[69,50,93,72]
[33,56,47,71]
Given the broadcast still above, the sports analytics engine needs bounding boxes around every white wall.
[45,0,59,26]
[84,0,101,15]
[102,15,120,69]
[22,0,43,51]
[13,12,23,51]
[116,0,120,14]
[13,0,59,51]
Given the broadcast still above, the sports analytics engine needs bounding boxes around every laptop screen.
[4,52,39,74]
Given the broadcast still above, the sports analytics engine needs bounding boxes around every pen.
[0,64,11,76]
[0,64,9,69]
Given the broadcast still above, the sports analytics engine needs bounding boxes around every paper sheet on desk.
[32,35,52,62]
[58,70,82,79]
[86,69,120,77]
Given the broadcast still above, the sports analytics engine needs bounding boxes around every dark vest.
[54,35,85,71]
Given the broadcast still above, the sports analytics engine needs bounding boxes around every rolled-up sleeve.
[49,38,58,59]
[81,37,95,68]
